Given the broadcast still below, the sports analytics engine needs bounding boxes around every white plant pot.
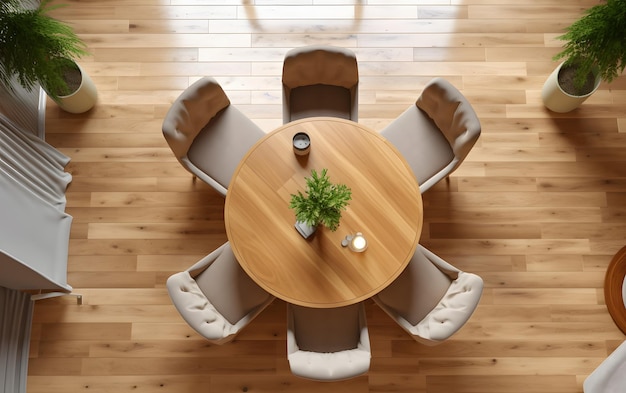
[541,62,601,113]
[295,220,317,239]
[55,63,98,114]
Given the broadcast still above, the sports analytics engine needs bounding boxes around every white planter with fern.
[542,0,625,112]
[541,62,601,113]
[55,62,97,114]
[289,169,352,239]
[0,0,97,114]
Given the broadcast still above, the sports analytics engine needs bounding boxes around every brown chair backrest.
[416,77,481,160]
[162,77,230,160]
[282,45,359,91]
[282,46,359,123]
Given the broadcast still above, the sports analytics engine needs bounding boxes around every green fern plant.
[0,0,88,100]
[289,168,352,232]
[553,0,626,91]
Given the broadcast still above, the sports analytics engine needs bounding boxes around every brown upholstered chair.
[286,302,371,381]
[380,77,481,193]
[166,242,275,345]
[282,45,359,124]
[373,244,483,346]
[162,77,265,196]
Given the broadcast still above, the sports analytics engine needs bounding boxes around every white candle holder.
[342,232,368,252]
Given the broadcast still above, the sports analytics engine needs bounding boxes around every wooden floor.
[28,0,626,392]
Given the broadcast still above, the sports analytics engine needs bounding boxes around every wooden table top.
[224,117,423,308]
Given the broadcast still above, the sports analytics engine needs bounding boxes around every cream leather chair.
[583,340,626,393]
[166,242,275,345]
[162,77,265,196]
[282,45,359,124]
[373,245,483,345]
[380,77,481,193]
[287,303,371,381]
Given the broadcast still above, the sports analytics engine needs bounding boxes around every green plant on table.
[289,168,352,232]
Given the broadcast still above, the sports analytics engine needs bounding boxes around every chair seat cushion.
[410,272,483,342]
[376,248,452,326]
[381,105,455,187]
[187,105,264,190]
[291,304,361,353]
[166,271,235,340]
[193,244,272,325]
[288,347,370,380]
[289,84,352,121]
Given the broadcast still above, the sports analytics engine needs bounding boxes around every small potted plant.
[0,0,97,113]
[289,168,352,238]
[542,0,626,112]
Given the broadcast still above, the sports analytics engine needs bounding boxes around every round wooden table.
[605,245,626,334]
[225,117,423,308]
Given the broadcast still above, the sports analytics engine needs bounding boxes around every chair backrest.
[287,303,371,381]
[374,245,483,345]
[282,45,359,122]
[162,77,230,162]
[166,242,274,344]
[282,45,358,90]
[416,77,481,161]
